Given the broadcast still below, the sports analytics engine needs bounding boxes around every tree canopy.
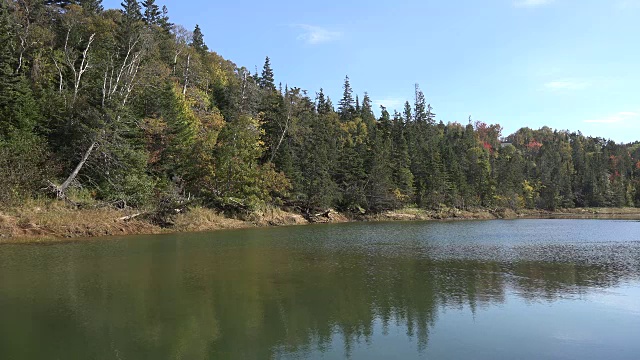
[1,0,639,213]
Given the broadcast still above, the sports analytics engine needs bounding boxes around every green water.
[1,219,639,359]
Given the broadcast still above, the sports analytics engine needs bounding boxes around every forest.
[2,0,640,219]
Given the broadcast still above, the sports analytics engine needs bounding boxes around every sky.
[104,0,640,142]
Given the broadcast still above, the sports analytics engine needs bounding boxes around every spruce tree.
[365,108,395,210]
[157,6,173,33]
[260,56,275,91]
[403,101,412,123]
[391,111,414,202]
[414,84,427,123]
[316,88,333,115]
[79,0,103,13]
[0,4,47,203]
[300,105,338,211]
[121,0,142,22]
[0,4,38,138]
[45,1,76,8]
[360,93,376,132]
[142,0,160,24]
[338,75,355,121]
[191,24,208,54]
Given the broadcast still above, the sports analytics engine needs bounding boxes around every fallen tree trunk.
[118,213,144,221]
[47,141,97,201]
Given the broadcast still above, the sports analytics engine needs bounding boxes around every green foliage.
[0,134,50,205]
[141,0,160,24]
[0,1,638,215]
[338,76,355,121]
[211,114,290,208]
[120,0,142,21]
[191,24,207,54]
[259,56,275,91]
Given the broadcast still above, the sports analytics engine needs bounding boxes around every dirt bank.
[1,204,639,244]
[0,203,342,243]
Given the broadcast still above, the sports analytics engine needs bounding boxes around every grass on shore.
[0,201,309,243]
[2,200,640,244]
[0,199,161,243]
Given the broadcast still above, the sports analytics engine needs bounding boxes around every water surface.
[1,219,639,359]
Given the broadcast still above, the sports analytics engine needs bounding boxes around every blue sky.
[104,0,640,142]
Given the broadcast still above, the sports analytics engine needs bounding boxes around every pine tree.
[402,101,411,123]
[316,88,333,115]
[365,108,396,210]
[0,4,47,203]
[0,4,38,138]
[426,104,436,124]
[300,106,338,211]
[360,93,376,132]
[45,1,77,8]
[142,0,160,24]
[79,0,103,13]
[0,3,17,116]
[51,0,103,13]
[260,56,276,91]
[391,111,414,202]
[157,6,173,33]
[121,0,142,22]
[414,84,426,123]
[191,24,208,54]
[338,75,355,121]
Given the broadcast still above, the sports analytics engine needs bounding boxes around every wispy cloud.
[293,24,341,45]
[585,111,640,124]
[514,0,554,7]
[544,79,590,91]
[373,98,405,111]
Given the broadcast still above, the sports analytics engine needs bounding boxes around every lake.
[1,219,639,359]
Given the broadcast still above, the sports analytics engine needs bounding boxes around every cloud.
[293,24,341,45]
[514,0,554,7]
[585,111,640,124]
[373,98,405,111]
[544,79,590,91]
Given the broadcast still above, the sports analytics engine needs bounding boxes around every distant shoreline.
[2,205,639,244]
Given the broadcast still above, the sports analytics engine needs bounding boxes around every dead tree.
[50,31,148,200]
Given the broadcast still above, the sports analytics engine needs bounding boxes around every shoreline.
[1,205,639,244]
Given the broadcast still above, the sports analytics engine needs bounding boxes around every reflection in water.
[0,220,639,359]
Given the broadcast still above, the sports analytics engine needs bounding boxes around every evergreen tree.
[316,88,333,115]
[0,4,38,138]
[260,56,275,91]
[0,3,48,203]
[142,0,161,24]
[157,6,173,33]
[191,24,208,54]
[365,108,395,210]
[403,101,412,124]
[121,0,142,22]
[338,75,355,121]
[45,0,77,8]
[360,93,376,132]
[1,0,639,214]
[299,105,339,211]
[414,84,427,123]
[391,111,414,203]
[79,0,103,13]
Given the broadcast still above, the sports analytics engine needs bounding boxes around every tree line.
[1,0,639,214]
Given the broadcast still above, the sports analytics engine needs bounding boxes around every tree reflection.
[0,238,638,359]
